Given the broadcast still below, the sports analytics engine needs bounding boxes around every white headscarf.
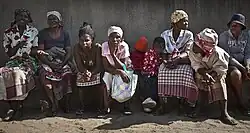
[47,11,62,21]
[108,26,123,37]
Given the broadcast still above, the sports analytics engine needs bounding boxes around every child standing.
[189,28,237,125]
[140,37,165,113]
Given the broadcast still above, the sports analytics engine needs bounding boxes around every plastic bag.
[111,70,138,103]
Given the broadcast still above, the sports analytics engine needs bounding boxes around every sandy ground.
[1,110,250,133]
[1,85,250,133]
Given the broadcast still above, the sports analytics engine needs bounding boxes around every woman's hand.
[17,41,27,48]
[243,67,250,80]
[49,62,61,72]
[22,53,29,59]
[163,60,177,69]
[117,69,130,83]
[37,50,49,55]
[110,46,118,56]
[202,73,216,85]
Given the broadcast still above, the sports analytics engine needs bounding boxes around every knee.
[230,69,242,80]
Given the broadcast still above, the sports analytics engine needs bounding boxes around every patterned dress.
[74,43,102,87]
[158,29,198,104]
[0,24,38,100]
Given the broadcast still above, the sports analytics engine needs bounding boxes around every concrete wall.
[1,0,250,115]
[1,0,250,66]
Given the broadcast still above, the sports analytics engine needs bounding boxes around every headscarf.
[171,10,188,24]
[195,28,218,57]
[108,26,123,37]
[47,11,62,21]
[134,36,148,52]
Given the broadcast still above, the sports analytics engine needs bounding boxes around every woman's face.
[175,17,189,30]
[47,15,60,28]
[15,11,30,26]
[79,34,93,49]
[230,21,242,37]
[108,32,122,47]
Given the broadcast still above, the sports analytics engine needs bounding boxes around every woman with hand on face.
[0,9,38,121]
[38,11,73,116]
[102,26,133,115]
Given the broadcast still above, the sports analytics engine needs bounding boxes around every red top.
[131,50,145,71]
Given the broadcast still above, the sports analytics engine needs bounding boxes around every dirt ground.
[1,109,250,133]
[1,85,250,133]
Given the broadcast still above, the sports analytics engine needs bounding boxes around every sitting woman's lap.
[0,59,36,101]
[39,67,72,101]
[157,64,198,104]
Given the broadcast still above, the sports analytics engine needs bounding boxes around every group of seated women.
[0,9,250,126]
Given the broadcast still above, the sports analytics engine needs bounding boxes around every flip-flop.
[76,109,84,115]
[219,116,238,125]
[3,109,15,121]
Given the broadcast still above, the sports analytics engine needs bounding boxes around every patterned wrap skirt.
[0,57,37,100]
[195,73,227,103]
[158,64,198,104]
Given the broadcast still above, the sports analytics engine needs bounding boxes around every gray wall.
[1,0,250,65]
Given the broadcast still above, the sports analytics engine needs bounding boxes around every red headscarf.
[134,36,148,52]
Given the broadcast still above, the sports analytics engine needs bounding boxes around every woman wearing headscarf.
[37,11,73,116]
[102,26,133,115]
[74,22,109,115]
[189,28,237,125]
[157,10,198,115]
[219,13,250,116]
[0,9,38,121]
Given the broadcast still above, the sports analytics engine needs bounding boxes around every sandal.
[76,109,84,115]
[123,107,132,115]
[3,109,15,121]
[219,115,238,125]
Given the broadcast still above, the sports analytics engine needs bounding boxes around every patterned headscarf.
[108,26,123,37]
[47,11,62,21]
[134,36,148,52]
[195,28,218,57]
[171,10,188,24]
